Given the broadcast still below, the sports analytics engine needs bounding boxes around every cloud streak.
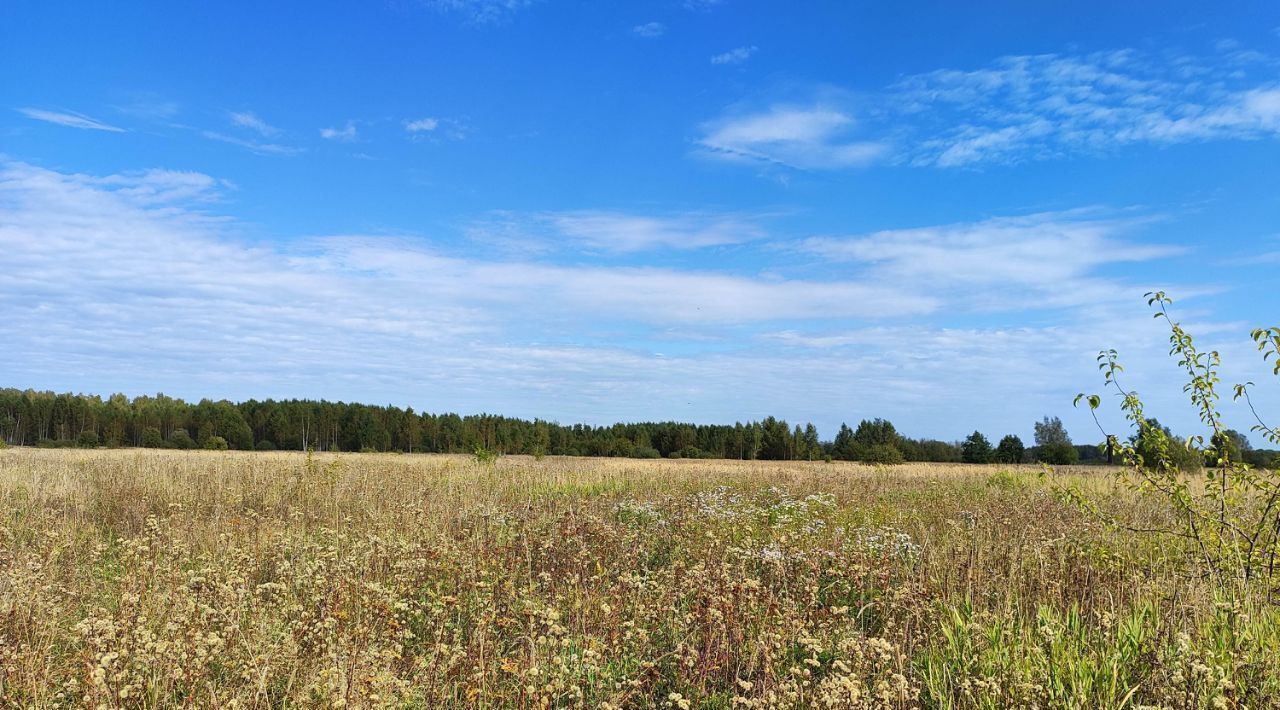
[0,160,1255,439]
[229,111,279,137]
[201,131,303,156]
[16,108,125,132]
[801,210,1186,315]
[697,105,888,169]
[699,45,1280,170]
[897,50,1280,166]
[421,0,534,24]
[470,210,769,253]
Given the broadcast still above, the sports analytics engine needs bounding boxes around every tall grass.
[0,449,1275,708]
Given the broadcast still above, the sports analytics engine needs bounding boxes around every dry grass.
[0,448,1276,708]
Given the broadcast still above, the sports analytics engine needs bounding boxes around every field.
[1,449,1277,708]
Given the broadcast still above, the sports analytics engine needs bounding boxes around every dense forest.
[1,388,1275,467]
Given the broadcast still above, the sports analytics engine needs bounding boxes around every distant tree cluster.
[3,388,1273,467]
[0,389,835,460]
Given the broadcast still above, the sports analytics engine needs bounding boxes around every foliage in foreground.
[1074,293,1280,590]
[1,450,1277,708]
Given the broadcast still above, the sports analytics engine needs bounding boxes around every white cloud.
[404,117,440,133]
[201,131,303,156]
[471,210,768,253]
[322,239,935,322]
[698,105,888,169]
[421,0,534,23]
[550,211,760,252]
[404,117,467,141]
[2,161,1266,440]
[16,108,125,132]
[895,50,1280,166]
[702,46,1280,170]
[91,169,230,204]
[229,111,279,137]
[633,22,666,38]
[800,210,1181,311]
[320,121,358,141]
[113,96,180,121]
[711,46,757,65]
[0,162,932,341]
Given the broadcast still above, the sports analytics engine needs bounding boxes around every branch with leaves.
[1063,293,1280,595]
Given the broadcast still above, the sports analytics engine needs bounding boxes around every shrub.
[168,429,195,450]
[678,445,713,459]
[141,427,165,448]
[1036,442,1078,465]
[1072,291,1280,586]
[604,438,635,457]
[254,440,276,451]
[631,446,661,459]
[76,430,99,448]
[861,444,904,465]
[204,436,229,451]
[1131,418,1202,472]
[986,469,1027,491]
[472,444,499,465]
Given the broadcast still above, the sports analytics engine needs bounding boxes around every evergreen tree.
[994,434,1025,464]
[961,431,994,463]
[832,423,857,460]
[852,418,903,463]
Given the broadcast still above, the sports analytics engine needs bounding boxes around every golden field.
[0,448,1276,708]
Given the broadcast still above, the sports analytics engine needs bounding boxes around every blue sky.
[2,1,1279,444]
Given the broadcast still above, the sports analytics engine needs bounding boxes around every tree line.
[1,388,1274,466]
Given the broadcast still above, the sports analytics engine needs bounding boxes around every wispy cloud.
[711,46,757,65]
[229,111,279,137]
[800,210,1181,311]
[683,0,724,11]
[471,210,768,253]
[91,169,232,204]
[700,45,1280,170]
[632,22,666,38]
[895,49,1280,166]
[404,117,439,133]
[697,105,888,169]
[112,95,180,121]
[16,107,125,132]
[201,131,303,156]
[403,116,466,141]
[0,161,930,331]
[421,0,534,24]
[320,121,358,141]
[549,211,762,252]
[0,160,1259,438]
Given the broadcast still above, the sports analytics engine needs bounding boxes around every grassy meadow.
[1,448,1277,708]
